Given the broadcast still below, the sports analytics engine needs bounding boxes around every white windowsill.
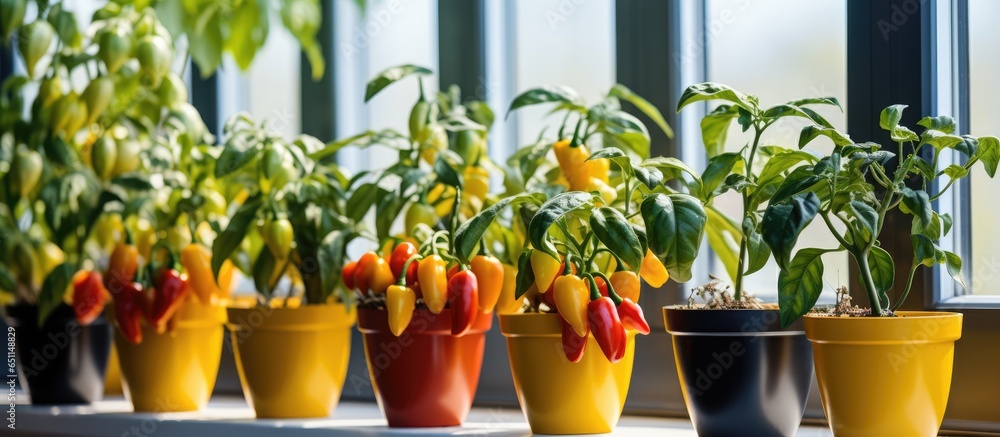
[11,396,834,436]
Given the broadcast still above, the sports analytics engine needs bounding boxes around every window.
[704,0,848,301]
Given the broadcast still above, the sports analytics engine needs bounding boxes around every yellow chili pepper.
[640,249,669,288]
[217,259,236,299]
[418,255,448,313]
[588,178,617,205]
[470,255,504,313]
[553,275,589,337]
[592,156,610,183]
[386,284,416,336]
[530,251,561,293]
[495,263,523,314]
[463,165,490,201]
[610,270,641,302]
[552,139,595,192]
[180,243,220,305]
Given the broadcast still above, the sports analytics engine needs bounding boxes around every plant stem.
[856,249,885,316]
[892,263,919,312]
[733,124,765,300]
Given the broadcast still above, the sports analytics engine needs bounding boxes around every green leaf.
[0,265,15,292]
[227,0,269,70]
[900,187,933,229]
[642,156,703,192]
[587,147,662,189]
[911,235,937,267]
[879,104,907,131]
[944,251,965,287]
[787,97,842,109]
[891,125,919,143]
[867,246,894,299]
[769,166,823,206]
[762,104,814,121]
[698,104,739,158]
[466,101,495,130]
[213,197,262,277]
[942,164,969,180]
[317,230,351,299]
[955,135,978,157]
[917,115,956,133]
[455,193,542,264]
[590,207,644,271]
[375,193,405,242]
[761,192,821,269]
[847,200,878,237]
[215,142,260,178]
[742,217,771,276]
[37,262,77,327]
[700,151,742,200]
[364,64,433,102]
[778,248,829,328]
[528,192,594,257]
[640,194,708,283]
[111,174,154,191]
[921,130,964,151]
[507,85,585,116]
[974,136,1000,177]
[345,182,379,222]
[677,82,752,112]
[514,249,536,299]
[799,125,853,149]
[609,83,673,139]
[190,7,224,76]
[434,151,464,187]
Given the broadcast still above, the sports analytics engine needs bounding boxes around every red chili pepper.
[617,298,650,335]
[150,269,190,334]
[447,269,479,336]
[72,270,109,325]
[587,296,626,363]
[113,280,148,344]
[341,261,358,290]
[560,317,586,363]
[389,242,418,279]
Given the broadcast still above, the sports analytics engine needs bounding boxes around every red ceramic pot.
[357,308,491,427]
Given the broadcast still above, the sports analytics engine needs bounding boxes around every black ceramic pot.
[663,307,813,437]
[5,303,112,404]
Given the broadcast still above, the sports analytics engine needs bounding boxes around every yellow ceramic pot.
[115,301,225,412]
[227,304,356,418]
[499,313,636,435]
[805,311,962,437]
[103,342,123,396]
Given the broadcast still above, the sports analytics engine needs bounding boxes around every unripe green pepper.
[9,147,43,197]
[82,76,115,126]
[260,217,294,261]
[90,136,117,181]
[452,129,484,166]
[17,21,54,78]
[157,73,188,106]
[36,75,63,109]
[136,35,172,86]
[98,23,134,74]
[113,137,142,175]
[0,0,27,43]
[408,99,430,141]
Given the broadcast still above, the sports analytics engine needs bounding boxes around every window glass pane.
[511,0,615,146]
[705,0,848,300]
[967,0,1000,295]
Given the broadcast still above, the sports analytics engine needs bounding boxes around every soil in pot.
[357,307,491,428]
[5,303,112,405]
[664,306,814,437]
[805,311,961,437]
[499,312,637,435]
[227,303,356,418]
[115,301,225,412]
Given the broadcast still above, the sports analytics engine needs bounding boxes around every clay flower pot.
[357,307,491,427]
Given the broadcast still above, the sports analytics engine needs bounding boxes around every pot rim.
[227,302,356,331]
[149,301,226,329]
[803,310,963,344]
[663,306,805,335]
[357,307,492,336]
[498,312,561,337]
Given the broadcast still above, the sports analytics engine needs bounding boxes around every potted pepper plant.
[764,105,998,436]
[337,65,510,428]
[665,83,845,437]
[459,83,706,435]
[210,114,361,419]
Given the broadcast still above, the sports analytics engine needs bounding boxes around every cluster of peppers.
[342,240,511,337]
[528,249,661,363]
[102,241,231,344]
[552,138,615,204]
